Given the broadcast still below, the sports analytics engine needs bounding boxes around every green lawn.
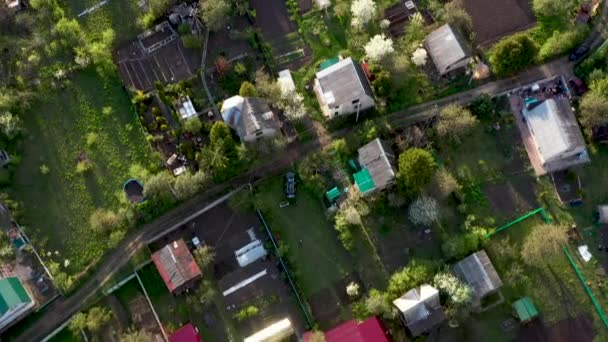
[255,177,354,296]
[11,69,154,275]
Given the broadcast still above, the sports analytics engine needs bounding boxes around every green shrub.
[488,33,538,76]
[75,160,94,174]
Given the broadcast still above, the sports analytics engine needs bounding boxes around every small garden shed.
[512,297,539,323]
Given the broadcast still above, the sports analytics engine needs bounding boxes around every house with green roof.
[354,138,396,195]
[0,277,35,331]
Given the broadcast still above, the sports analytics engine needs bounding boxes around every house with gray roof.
[313,57,375,120]
[453,250,503,312]
[425,24,472,76]
[221,96,281,143]
[353,138,396,195]
[520,97,589,175]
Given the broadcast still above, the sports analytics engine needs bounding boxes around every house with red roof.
[151,239,202,294]
[169,323,201,342]
[304,316,392,342]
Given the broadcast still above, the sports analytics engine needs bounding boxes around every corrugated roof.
[319,317,391,342]
[0,277,31,315]
[453,250,502,300]
[169,323,202,342]
[354,168,375,193]
[425,24,471,75]
[316,58,373,107]
[513,297,538,322]
[357,138,396,191]
[151,239,202,293]
[392,284,444,337]
[326,187,341,203]
[523,98,587,164]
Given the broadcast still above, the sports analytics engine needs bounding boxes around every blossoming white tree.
[412,47,428,67]
[351,0,376,29]
[408,195,439,226]
[364,34,394,62]
[433,272,473,305]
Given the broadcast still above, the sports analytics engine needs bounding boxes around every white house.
[521,98,590,175]
[0,277,35,331]
[425,24,472,76]
[220,96,281,143]
[393,284,445,337]
[313,58,375,120]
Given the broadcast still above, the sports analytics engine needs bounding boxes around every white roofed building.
[175,96,197,120]
[313,57,375,120]
[393,284,445,337]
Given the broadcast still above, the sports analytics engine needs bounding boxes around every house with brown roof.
[151,239,202,294]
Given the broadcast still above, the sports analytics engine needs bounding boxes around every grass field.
[11,70,154,275]
[255,178,353,296]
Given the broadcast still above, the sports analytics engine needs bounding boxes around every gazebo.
[123,179,145,204]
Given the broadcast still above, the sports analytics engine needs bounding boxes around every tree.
[68,312,88,335]
[521,224,568,266]
[372,70,392,98]
[0,233,14,265]
[351,0,376,29]
[408,196,439,226]
[239,81,258,97]
[364,34,394,62]
[579,90,608,134]
[143,171,175,200]
[254,69,282,102]
[346,282,360,297]
[85,306,112,332]
[387,260,434,299]
[365,289,394,318]
[436,104,478,144]
[411,48,428,67]
[200,0,231,31]
[468,94,494,120]
[89,208,121,232]
[173,171,209,200]
[334,210,354,251]
[308,331,327,342]
[538,27,588,62]
[397,148,437,197]
[441,229,487,260]
[183,117,203,134]
[430,168,461,199]
[187,279,217,309]
[278,89,307,121]
[532,0,577,20]
[0,111,21,139]
[488,33,538,76]
[120,328,154,342]
[405,13,426,44]
[433,272,472,305]
[193,245,215,269]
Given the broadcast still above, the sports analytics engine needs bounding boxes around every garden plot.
[146,201,307,339]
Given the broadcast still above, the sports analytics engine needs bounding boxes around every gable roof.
[317,316,391,342]
[315,58,373,107]
[522,98,587,164]
[220,96,279,139]
[453,250,502,300]
[0,277,31,315]
[425,24,471,75]
[393,284,444,337]
[151,239,202,293]
[357,138,396,192]
[169,323,202,342]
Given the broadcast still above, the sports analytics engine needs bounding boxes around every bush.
[183,116,203,134]
[397,148,437,197]
[234,305,259,321]
[239,81,258,97]
[75,160,94,174]
[538,27,588,62]
[441,229,487,260]
[436,104,478,144]
[387,260,435,299]
[488,33,538,76]
[181,35,200,49]
[89,208,122,232]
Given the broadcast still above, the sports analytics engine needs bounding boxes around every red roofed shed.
[151,239,202,294]
[169,323,201,342]
[304,316,392,342]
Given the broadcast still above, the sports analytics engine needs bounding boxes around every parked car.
[284,172,296,199]
[569,45,589,61]
[568,77,588,96]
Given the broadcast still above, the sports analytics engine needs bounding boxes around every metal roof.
[453,250,502,300]
[425,24,471,75]
[151,239,202,293]
[220,96,280,140]
[315,58,374,107]
[326,187,341,203]
[354,168,375,194]
[0,277,31,315]
[317,316,391,342]
[393,284,444,337]
[357,138,396,192]
[523,98,587,164]
[513,297,538,322]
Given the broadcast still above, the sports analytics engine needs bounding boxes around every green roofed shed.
[326,187,341,203]
[0,277,31,315]
[513,297,538,323]
[354,168,375,194]
[320,57,340,70]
